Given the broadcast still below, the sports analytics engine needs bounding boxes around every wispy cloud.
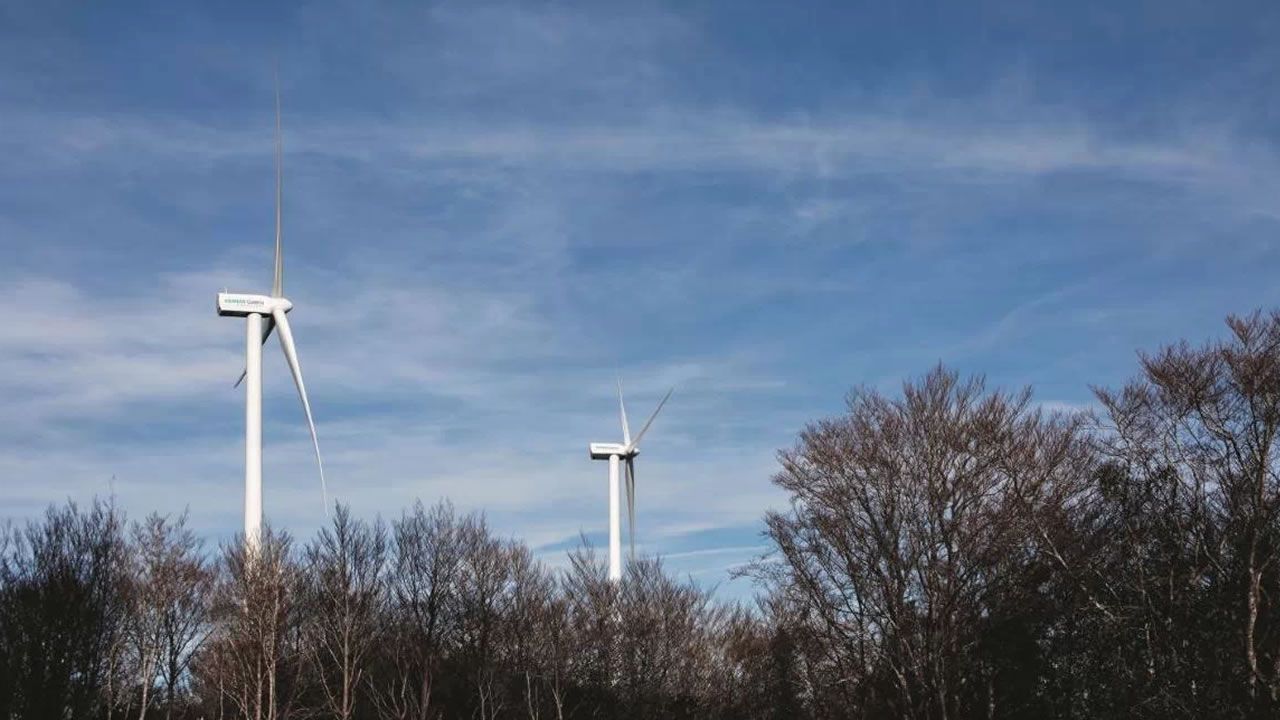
[6,106,1268,185]
[1,0,1278,600]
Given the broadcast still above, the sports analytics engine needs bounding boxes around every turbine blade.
[628,388,673,450]
[617,378,631,445]
[271,76,284,298]
[233,316,276,388]
[626,457,636,560]
[272,308,328,516]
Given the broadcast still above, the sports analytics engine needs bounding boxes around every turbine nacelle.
[589,442,636,460]
[217,292,293,317]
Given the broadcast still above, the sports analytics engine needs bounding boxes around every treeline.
[0,501,761,720]
[3,310,1280,719]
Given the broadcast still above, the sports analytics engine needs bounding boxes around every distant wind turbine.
[216,83,327,552]
[589,382,673,582]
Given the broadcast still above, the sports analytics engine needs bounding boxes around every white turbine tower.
[216,86,327,553]
[589,382,673,582]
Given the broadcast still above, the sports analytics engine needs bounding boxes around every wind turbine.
[216,85,327,553]
[588,382,673,582]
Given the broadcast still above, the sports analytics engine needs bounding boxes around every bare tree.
[455,515,515,720]
[561,540,620,718]
[1090,309,1280,715]
[125,511,213,720]
[753,366,1089,719]
[617,557,724,719]
[299,504,388,720]
[501,543,558,720]
[369,500,469,720]
[0,500,132,720]
[198,527,301,720]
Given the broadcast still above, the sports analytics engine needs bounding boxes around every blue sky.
[1,0,1277,598]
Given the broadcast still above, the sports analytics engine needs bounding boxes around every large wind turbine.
[216,86,327,552]
[588,382,673,582]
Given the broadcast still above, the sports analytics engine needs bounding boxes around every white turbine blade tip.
[630,387,673,448]
[271,76,284,298]
[617,378,631,445]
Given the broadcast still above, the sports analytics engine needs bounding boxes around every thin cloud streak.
[4,107,1265,186]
